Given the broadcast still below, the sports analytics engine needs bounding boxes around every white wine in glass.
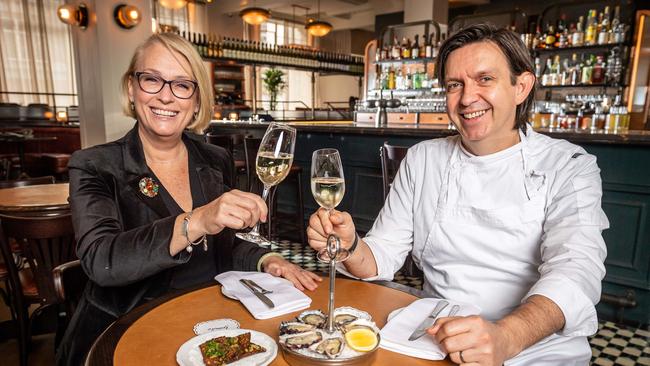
[236,123,296,247]
[310,149,350,262]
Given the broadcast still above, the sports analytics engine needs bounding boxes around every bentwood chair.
[52,259,87,344]
[0,214,77,366]
[0,175,56,323]
[379,142,423,279]
[243,137,306,244]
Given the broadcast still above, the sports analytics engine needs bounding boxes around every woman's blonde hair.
[120,32,213,134]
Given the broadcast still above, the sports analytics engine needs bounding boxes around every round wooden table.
[85,277,453,366]
[0,183,69,216]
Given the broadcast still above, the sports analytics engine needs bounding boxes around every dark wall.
[375,11,404,38]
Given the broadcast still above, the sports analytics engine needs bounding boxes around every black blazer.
[67,124,269,317]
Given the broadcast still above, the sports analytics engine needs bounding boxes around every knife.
[408,300,449,341]
[239,279,275,308]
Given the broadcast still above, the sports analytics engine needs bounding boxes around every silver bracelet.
[182,210,207,253]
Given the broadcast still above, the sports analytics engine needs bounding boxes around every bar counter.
[209,120,650,326]
[210,120,650,145]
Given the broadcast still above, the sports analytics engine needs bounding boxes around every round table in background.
[0,183,69,216]
[85,277,453,366]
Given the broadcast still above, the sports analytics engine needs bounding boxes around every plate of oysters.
[278,306,381,366]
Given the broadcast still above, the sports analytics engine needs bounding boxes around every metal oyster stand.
[317,234,351,334]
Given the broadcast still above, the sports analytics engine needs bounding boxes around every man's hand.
[307,208,356,252]
[262,255,322,291]
[427,315,512,366]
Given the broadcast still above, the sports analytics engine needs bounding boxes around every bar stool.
[205,133,247,190]
[243,137,306,244]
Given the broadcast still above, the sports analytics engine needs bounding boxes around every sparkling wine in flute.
[311,148,350,263]
[236,122,296,247]
[311,177,345,210]
[256,152,293,186]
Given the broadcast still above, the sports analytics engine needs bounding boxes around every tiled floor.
[0,240,648,365]
[273,240,650,366]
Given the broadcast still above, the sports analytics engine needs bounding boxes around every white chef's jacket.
[342,127,608,365]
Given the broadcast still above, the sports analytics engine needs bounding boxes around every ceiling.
[209,0,400,30]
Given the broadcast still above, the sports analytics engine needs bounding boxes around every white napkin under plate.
[215,271,311,320]
[380,298,482,360]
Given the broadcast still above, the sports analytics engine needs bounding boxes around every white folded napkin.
[215,271,311,320]
[380,298,481,360]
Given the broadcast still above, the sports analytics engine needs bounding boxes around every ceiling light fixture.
[57,3,89,29]
[305,0,332,37]
[240,5,270,26]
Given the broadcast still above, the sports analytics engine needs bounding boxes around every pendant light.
[305,0,332,37]
[240,1,270,26]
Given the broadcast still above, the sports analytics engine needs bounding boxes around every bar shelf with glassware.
[531,42,627,54]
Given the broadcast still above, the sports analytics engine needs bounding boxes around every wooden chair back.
[0,175,55,189]
[0,214,77,305]
[380,143,409,199]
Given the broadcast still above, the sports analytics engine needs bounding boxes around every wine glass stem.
[248,185,271,236]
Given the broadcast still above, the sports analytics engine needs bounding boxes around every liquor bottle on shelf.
[572,17,585,47]
[401,37,411,59]
[411,35,419,60]
[585,9,597,45]
[598,6,610,45]
[390,33,400,60]
[545,23,556,48]
[425,33,433,58]
[591,55,605,84]
[419,34,427,58]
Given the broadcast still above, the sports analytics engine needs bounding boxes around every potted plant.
[262,68,286,111]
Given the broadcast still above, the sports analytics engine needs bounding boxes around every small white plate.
[193,319,240,335]
[176,329,277,366]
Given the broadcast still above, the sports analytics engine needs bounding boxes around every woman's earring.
[130,101,135,111]
[193,111,198,121]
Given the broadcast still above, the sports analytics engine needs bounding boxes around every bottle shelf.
[530,42,626,54]
[204,56,363,76]
[375,57,436,65]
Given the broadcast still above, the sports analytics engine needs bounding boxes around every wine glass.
[310,149,350,262]
[236,122,296,247]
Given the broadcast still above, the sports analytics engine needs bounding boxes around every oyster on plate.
[284,331,323,349]
[279,321,315,336]
[298,310,327,329]
[333,313,358,327]
[314,337,344,358]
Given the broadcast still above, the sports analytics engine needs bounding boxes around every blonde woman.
[56,33,320,365]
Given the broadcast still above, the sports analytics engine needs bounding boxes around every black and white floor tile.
[271,240,650,366]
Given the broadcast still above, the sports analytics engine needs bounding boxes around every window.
[0,0,77,107]
[259,19,311,111]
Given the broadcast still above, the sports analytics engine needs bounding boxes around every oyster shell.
[339,318,380,334]
[334,313,358,327]
[315,337,344,358]
[284,331,323,349]
[279,321,315,336]
[298,310,327,329]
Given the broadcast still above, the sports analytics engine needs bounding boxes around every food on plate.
[199,332,265,365]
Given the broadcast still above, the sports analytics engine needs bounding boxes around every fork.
[244,279,273,294]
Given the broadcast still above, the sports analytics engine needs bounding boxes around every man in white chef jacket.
[307,24,608,366]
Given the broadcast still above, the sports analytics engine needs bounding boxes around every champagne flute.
[236,122,296,247]
[310,149,350,262]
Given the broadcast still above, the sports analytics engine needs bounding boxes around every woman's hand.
[193,189,267,236]
[307,208,356,252]
[262,255,322,291]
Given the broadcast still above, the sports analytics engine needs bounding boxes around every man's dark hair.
[436,23,536,133]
